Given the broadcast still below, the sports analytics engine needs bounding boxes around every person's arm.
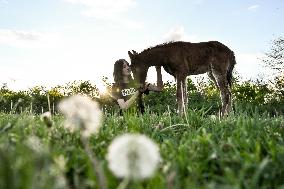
[117,91,140,110]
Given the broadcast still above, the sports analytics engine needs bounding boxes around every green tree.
[263,37,284,72]
[262,37,284,103]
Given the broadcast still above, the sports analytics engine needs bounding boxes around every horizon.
[1,0,283,91]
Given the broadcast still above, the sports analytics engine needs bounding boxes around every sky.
[0,0,283,91]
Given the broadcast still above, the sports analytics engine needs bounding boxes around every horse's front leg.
[181,79,188,111]
[137,92,145,114]
[155,66,163,90]
[176,79,183,115]
[136,69,149,114]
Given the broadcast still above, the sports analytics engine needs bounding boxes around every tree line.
[0,75,283,115]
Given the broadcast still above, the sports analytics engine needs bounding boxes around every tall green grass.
[0,108,284,189]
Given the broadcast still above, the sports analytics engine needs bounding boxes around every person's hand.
[138,83,150,95]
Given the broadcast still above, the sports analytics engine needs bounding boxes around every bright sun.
[96,81,108,96]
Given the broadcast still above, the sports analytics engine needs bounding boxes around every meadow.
[1,105,284,189]
[1,75,284,189]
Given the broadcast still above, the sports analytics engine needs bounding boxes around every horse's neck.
[144,50,164,67]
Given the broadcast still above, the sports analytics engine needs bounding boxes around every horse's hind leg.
[176,78,183,115]
[208,70,219,90]
[209,70,222,116]
[176,77,187,115]
[213,73,232,117]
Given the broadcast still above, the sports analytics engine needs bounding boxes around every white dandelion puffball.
[25,135,48,154]
[41,111,51,119]
[58,95,102,138]
[40,111,53,127]
[107,134,161,180]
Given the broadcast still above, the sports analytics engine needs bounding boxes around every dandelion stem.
[117,178,130,189]
[81,137,107,189]
[47,93,51,114]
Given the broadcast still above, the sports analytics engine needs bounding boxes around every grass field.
[0,107,284,189]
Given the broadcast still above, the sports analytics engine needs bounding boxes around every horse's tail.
[227,51,236,88]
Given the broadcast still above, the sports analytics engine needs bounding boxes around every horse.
[128,41,236,116]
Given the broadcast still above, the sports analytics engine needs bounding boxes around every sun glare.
[96,81,108,96]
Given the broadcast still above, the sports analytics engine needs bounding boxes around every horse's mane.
[140,41,188,54]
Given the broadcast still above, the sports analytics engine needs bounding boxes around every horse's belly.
[188,65,208,75]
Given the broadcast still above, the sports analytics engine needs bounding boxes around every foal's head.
[128,50,148,85]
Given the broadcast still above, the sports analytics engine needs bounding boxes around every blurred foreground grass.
[0,109,284,189]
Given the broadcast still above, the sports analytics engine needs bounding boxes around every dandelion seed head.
[49,163,68,189]
[40,111,53,127]
[58,95,102,138]
[107,134,161,180]
[54,174,68,189]
[41,111,51,118]
[53,155,67,172]
[209,115,217,120]
[25,135,47,154]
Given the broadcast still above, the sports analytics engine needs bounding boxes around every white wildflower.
[50,155,68,189]
[209,115,217,120]
[58,95,102,138]
[49,165,67,189]
[25,135,47,154]
[40,111,53,128]
[41,111,51,119]
[54,174,68,189]
[107,134,161,180]
[53,155,67,172]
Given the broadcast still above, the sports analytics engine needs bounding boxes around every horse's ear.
[132,50,138,55]
[128,51,134,59]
